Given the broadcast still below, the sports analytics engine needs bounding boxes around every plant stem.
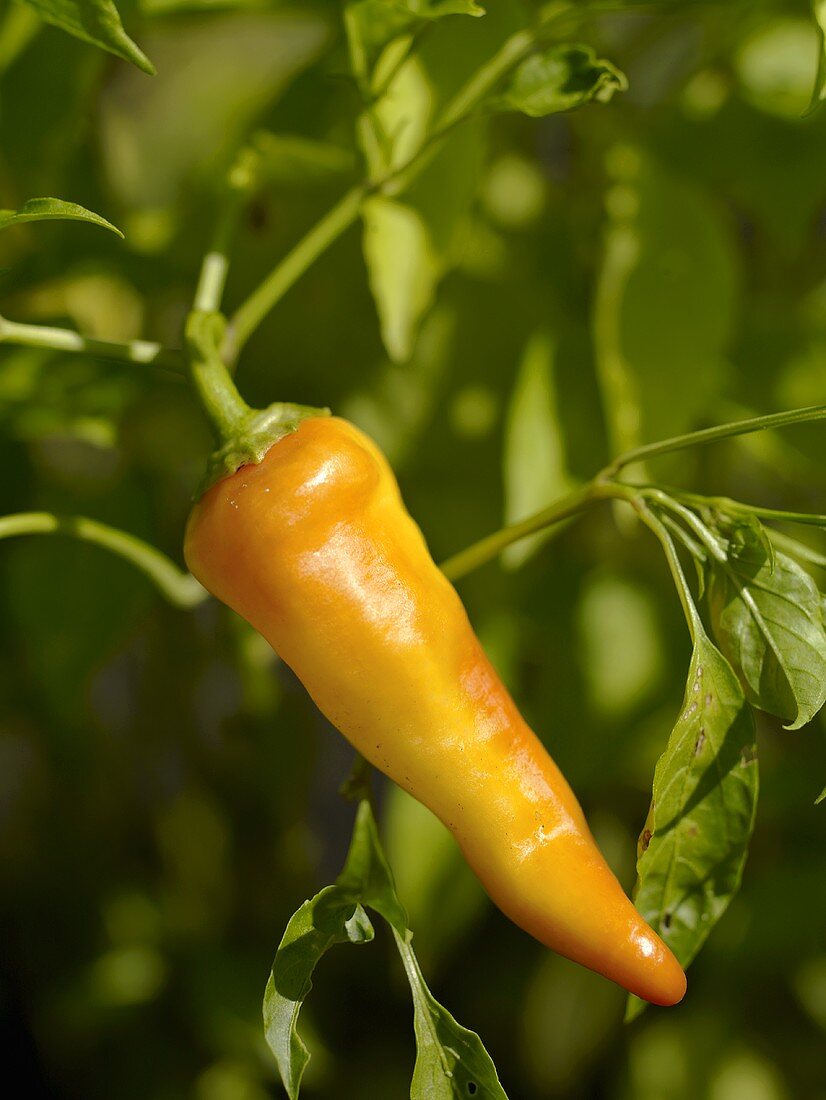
[226,9,570,359]
[671,489,826,529]
[225,185,367,364]
[0,314,185,374]
[766,528,826,570]
[185,312,251,444]
[641,489,728,562]
[440,481,612,581]
[600,404,826,477]
[629,499,704,644]
[0,512,206,608]
[193,151,257,315]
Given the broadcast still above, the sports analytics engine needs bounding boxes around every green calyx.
[185,309,329,497]
[201,400,330,494]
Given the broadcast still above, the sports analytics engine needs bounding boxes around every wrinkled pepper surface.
[185,416,686,1006]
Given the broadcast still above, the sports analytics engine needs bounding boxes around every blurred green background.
[1,0,825,1096]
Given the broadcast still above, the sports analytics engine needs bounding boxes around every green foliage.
[594,152,736,454]
[0,196,122,235]
[706,516,826,729]
[630,633,758,1018]
[264,800,506,1099]
[20,0,154,72]
[491,43,626,117]
[2,0,826,1095]
[345,0,483,85]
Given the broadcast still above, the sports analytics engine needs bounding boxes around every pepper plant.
[1,0,825,1096]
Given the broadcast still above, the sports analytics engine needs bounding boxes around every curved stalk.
[0,512,206,609]
[600,404,826,478]
[440,483,598,581]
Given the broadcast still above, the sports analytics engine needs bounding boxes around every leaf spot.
[641,828,653,851]
[694,730,706,755]
[662,912,672,930]
[467,1084,478,1095]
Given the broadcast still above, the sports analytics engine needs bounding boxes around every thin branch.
[600,404,826,478]
[629,499,705,644]
[439,483,600,581]
[193,150,257,315]
[0,315,185,375]
[225,185,367,364]
[765,528,826,570]
[225,11,569,360]
[0,512,206,609]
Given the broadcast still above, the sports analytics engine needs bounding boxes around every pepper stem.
[184,308,329,496]
[185,310,251,445]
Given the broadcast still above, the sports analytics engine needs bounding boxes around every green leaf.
[815,785,826,805]
[502,330,573,569]
[396,931,508,1100]
[706,518,826,729]
[346,0,483,82]
[264,800,505,1098]
[263,888,375,1098]
[263,802,397,1099]
[594,152,737,459]
[804,1,825,115]
[362,196,440,362]
[491,44,626,118]
[358,46,483,361]
[20,0,154,73]
[629,633,758,1020]
[0,197,123,236]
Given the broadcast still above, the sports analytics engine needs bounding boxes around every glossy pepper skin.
[185,416,686,1006]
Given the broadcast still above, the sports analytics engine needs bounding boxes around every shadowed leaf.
[628,633,758,1020]
[707,517,826,729]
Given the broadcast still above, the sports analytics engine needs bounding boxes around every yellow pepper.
[185,415,686,1006]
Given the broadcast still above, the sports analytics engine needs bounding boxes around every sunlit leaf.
[594,152,737,457]
[502,330,573,568]
[398,932,508,1099]
[264,800,505,1098]
[20,0,154,73]
[491,44,626,118]
[0,197,123,236]
[362,197,440,362]
[816,785,826,805]
[809,0,826,114]
[629,632,758,1019]
[707,518,826,729]
[358,49,483,361]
